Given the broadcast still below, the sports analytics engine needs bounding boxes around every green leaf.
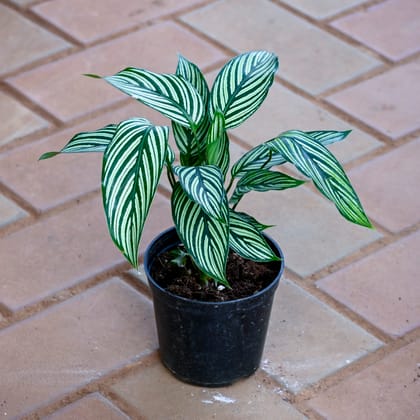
[231,144,283,178]
[176,54,210,106]
[171,120,208,166]
[230,211,273,232]
[102,118,169,268]
[267,130,372,228]
[210,51,278,129]
[173,165,228,222]
[172,183,229,285]
[230,169,305,206]
[306,130,351,146]
[172,55,211,166]
[229,210,279,262]
[230,130,352,178]
[206,110,229,177]
[104,68,205,128]
[39,124,117,160]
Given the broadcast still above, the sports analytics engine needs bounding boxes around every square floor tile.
[0,91,48,146]
[34,0,204,44]
[327,59,420,139]
[239,187,381,277]
[317,231,420,337]
[7,22,226,122]
[111,361,306,419]
[332,0,420,61]
[347,138,420,232]
[281,0,368,19]
[262,279,382,393]
[45,393,129,420]
[181,0,380,94]
[231,82,381,164]
[0,195,27,227]
[0,4,70,75]
[309,339,420,419]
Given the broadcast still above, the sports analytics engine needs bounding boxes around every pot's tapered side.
[144,227,284,387]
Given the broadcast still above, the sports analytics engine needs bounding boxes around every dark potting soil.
[150,247,281,302]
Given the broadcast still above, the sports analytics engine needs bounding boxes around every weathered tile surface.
[239,187,381,276]
[348,138,420,232]
[181,0,380,94]
[45,393,130,420]
[111,361,306,419]
[0,91,48,146]
[34,0,204,44]
[0,196,122,311]
[332,0,420,61]
[317,231,420,337]
[8,22,226,122]
[262,279,382,393]
[0,194,27,227]
[327,59,420,139]
[0,193,170,312]
[231,82,381,163]
[281,0,368,19]
[0,4,70,75]
[0,279,156,418]
[309,339,420,419]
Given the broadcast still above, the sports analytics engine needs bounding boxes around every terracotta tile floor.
[0,0,419,418]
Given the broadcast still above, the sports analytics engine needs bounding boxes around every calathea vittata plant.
[40,50,372,287]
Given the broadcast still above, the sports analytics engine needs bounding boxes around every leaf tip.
[83,73,102,79]
[39,151,59,160]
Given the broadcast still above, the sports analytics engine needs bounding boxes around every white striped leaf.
[173,165,228,222]
[176,54,210,105]
[231,143,283,178]
[206,110,229,177]
[172,120,209,166]
[230,130,352,178]
[231,211,273,232]
[104,68,205,129]
[306,130,351,146]
[39,124,116,160]
[210,51,278,129]
[172,55,211,166]
[172,182,229,285]
[229,210,279,262]
[267,130,372,227]
[230,169,305,206]
[102,118,169,268]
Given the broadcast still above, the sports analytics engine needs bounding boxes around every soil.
[150,246,281,302]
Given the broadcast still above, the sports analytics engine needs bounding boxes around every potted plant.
[40,50,372,386]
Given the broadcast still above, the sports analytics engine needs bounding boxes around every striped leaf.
[104,68,205,128]
[206,110,229,177]
[267,130,372,227]
[231,144,283,178]
[230,169,305,206]
[172,56,211,167]
[230,130,352,178]
[229,210,279,262]
[231,211,273,232]
[39,124,116,160]
[102,118,169,268]
[176,54,210,105]
[173,165,228,222]
[210,51,278,129]
[172,182,229,285]
[172,120,208,166]
[306,130,351,146]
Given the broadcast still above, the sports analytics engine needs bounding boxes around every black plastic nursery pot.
[144,227,284,387]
